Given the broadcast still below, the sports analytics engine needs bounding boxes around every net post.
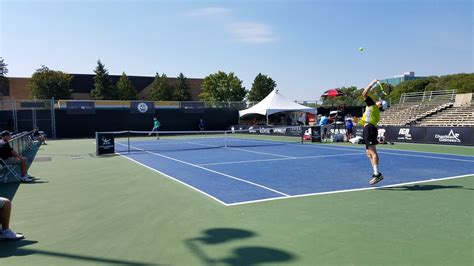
[224,131,227,148]
[301,126,304,144]
[127,131,130,154]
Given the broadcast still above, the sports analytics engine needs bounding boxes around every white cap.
[381,100,388,110]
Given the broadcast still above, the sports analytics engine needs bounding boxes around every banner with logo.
[130,102,155,114]
[425,127,474,146]
[96,133,115,155]
[231,125,305,138]
[384,126,425,143]
[67,101,96,114]
[182,102,205,113]
[302,126,321,142]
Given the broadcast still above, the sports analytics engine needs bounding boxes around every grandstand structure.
[379,90,474,127]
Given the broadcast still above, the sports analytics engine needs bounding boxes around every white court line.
[119,154,230,206]
[187,141,296,159]
[228,137,474,158]
[378,151,474,163]
[227,138,474,163]
[200,152,365,166]
[114,140,473,206]
[117,142,290,197]
[226,173,474,206]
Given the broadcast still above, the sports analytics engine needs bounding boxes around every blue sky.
[1,0,472,101]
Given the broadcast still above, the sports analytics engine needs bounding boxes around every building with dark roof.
[3,74,204,100]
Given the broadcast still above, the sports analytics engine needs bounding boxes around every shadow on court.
[185,228,296,265]
[0,240,160,265]
[0,182,20,200]
[379,184,474,191]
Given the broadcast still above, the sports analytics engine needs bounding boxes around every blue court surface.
[115,136,474,206]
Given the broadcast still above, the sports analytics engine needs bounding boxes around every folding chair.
[0,158,22,183]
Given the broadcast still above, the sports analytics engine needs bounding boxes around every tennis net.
[95,127,306,155]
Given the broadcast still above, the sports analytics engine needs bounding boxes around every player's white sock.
[373,165,379,175]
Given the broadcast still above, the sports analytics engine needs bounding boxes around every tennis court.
[114,133,474,205]
[1,136,473,265]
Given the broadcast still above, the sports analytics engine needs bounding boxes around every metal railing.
[399,90,456,104]
[10,131,34,156]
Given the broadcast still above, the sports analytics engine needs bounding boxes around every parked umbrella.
[321,88,344,98]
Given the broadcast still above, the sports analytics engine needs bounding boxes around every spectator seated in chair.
[0,131,33,182]
[33,127,47,145]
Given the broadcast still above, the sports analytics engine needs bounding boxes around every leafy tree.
[29,66,72,99]
[91,60,116,100]
[0,57,8,76]
[247,73,277,101]
[0,57,9,96]
[116,72,137,100]
[174,73,192,101]
[200,71,247,101]
[149,73,174,100]
[385,73,474,102]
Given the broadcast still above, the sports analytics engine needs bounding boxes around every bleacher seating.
[378,91,474,127]
[379,101,453,126]
[418,102,474,127]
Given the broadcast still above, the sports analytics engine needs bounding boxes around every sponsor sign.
[384,126,425,143]
[182,102,205,113]
[96,133,115,155]
[67,101,96,114]
[302,126,321,142]
[130,102,155,114]
[231,125,305,138]
[425,127,473,145]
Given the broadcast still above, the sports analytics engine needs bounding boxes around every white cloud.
[230,22,275,44]
[187,7,231,18]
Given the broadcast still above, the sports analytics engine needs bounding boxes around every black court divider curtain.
[55,108,239,138]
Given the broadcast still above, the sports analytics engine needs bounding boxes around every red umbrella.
[321,88,344,98]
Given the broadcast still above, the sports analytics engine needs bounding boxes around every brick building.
[2,74,204,100]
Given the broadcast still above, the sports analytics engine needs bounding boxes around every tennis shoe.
[0,229,24,240]
[20,175,33,182]
[369,173,384,185]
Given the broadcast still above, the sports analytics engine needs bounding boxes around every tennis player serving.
[149,117,161,139]
[360,79,388,185]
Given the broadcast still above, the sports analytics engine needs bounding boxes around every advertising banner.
[425,127,474,146]
[182,102,205,113]
[385,126,426,143]
[67,101,96,114]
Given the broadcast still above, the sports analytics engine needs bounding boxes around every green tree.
[248,73,277,102]
[200,71,247,101]
[91,60,116,100]
[174,73,192,101]
[29,66,72,99]
[387,78,432,103]
[0,57,9,97]
[424,73,474,93]
[0,57,8,76]
[149,73,174,100]
[116,72,137,100]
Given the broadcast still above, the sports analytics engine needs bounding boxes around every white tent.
[239,89,317,125]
